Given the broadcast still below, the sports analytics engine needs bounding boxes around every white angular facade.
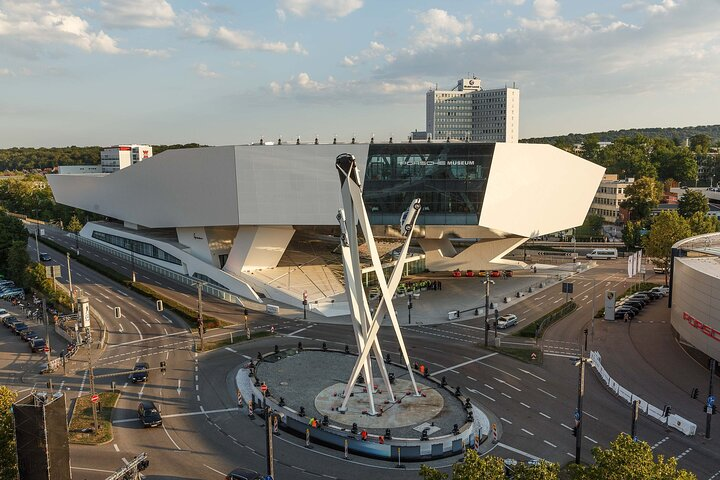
[48,142,604,315]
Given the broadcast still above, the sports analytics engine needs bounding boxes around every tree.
[5,241,30,287]
[643,211,692,283]
[689,134,712,155]
[575,214,604,240]
[687,211,720,236]
[570,433,696,480]
[622,220,644,249]
[452,450,505,480]
[0,386,18,480]
[620,177,664,221]
[581,135,601,162]
[597,136,657,179]
[67,215,83,234]
[513,460,559,480]
[419,464,449,480]
[678,189,709,218]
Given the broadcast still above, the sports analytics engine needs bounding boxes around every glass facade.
[363,143,494,225]
[92,231,182,265]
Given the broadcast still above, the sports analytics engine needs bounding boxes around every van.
[585,248,618,260]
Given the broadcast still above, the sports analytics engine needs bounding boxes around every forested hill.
[0,143,206,172]
[522,124,720,145]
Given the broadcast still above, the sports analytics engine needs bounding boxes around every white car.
[650,286,669,296]
[497,314,518,329]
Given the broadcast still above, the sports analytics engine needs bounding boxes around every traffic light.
[662,405,672,417]
[691,388,699,399]
[713,404,717,415]
[244,308,249,316]
[160,361,166,374]
[572,426,578,437]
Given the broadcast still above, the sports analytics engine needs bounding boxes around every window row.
[91,231,182,265]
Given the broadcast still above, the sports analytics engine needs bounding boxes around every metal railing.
[72,233,246,306]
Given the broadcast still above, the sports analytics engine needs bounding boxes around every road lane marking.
[479,362,522,380]
[544,440,557,448]
[543,352,579,359]
[242,354,252,360]
[584,435,598,444]
[469,388,495,402]
[113,407,240,423]
[676,448,692,460]
[433,353,499,375]
[501,392,512,399]
[539,412,551,419]
[494,377,522,392]
[537,388,557,399]
[560,423,572,431]
[225,347,237,353]
[496,443,540,461]
[204,464,226,476]
[108,330,187,348]
[585,411,598,420]
[130,322,143,340]
[518,368,546,382]
[501,417,512,424]
[138,384,145,398]
[520,402,531,409]
[163,423,182,450]
[141,318,150,327]
[484,383,495,390]
[113,444,119,452]
[521,429,534,436]
[116,290,129,297]
[118,323,124,333]
[467,375,477,382]
[288,325,314,336]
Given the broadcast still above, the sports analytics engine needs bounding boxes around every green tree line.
[0,143,205,172]
[522,124,720,146]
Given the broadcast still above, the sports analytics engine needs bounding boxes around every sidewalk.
[590,300,712,429]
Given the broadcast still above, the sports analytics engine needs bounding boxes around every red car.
[466,270,475,277]
[490,270,502,277]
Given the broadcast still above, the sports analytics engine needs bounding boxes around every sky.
[0,0,718,148]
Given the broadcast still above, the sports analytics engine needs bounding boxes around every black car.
[620,299,644,310]
[138,401,162,427]
[39,252,52,262]
[30,338,47,353]
[21,330,39,342]
[628,294,651,305]
[615,309,636,320]
[3,315,18,327]
[12,322,29,335]
[130,362,150,383]
[226,468,263,480]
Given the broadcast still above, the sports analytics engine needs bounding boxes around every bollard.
[345,345,350,354]
[322,342,328,351]
[111,381,116,392]
[230,332,233,344]
[441,376,447,386]
[298,341,303,351]
[344,439,349,459]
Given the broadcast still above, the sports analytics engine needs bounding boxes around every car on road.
[2,315,18,326]
[12,322,29,335]
[137,400,162,427]
[30,338,47,353]
[130,362,150,383]
[225,468,263,480]
[0,288,25,300]
[39,252,52,262]
[490,270,502,277]
[496,314,518,329]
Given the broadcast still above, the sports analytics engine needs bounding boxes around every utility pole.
[244,308,250,340]
[42,298,51,367]
[575,328,589,464]
[195,281,205,351]
[484,272,491,347]
[34,213,41,262]
[88,331,99,434]
[707,358,716,439]
[265,406,275,479]
[631,400,640,440]
[66,252,74,313]
[131,250,136,283]
[407,296,412,324]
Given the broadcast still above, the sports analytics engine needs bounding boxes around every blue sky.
[0,0,718,147]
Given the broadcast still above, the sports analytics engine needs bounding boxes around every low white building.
[589,174,634,223]
[101,144,153,173]
[48,142,603,316]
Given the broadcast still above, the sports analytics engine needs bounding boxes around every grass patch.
[489,345,542,364]
[68,391,120,445]
[204,330,274,351]
[515,301,577,339]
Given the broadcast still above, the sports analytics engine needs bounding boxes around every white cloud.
[493,0,525,5]
[193,63,220,78]
[276,8,287,21]
[276,0,363,19]
[341,40,386,67]
[376,80,434,94]
[99,0,176,28]
[0,2,122,55]
[411,9,473,49]
[134,48,171,58]
[0,67,14,76]
[180,13,213,38]
[533,0,560,19]
[647,0,678,15]
[215,26,306,54]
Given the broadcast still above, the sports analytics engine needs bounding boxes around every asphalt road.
[9,229,720,479]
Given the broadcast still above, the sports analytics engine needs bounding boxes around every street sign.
[562,282,574,294]
[91,394,99,403]
[43,345,50,353]
[708,395,715,406]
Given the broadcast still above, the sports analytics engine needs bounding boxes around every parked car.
[504,270,514,277]
[465,270,474,277]
[2,315,18,326]
[650,286,669,296]
[490,270,502,277]
[225,468,263,480]
[30,338,47,353]
[653,266,668,274]
[615,308,636,320]
[130,362,150,383]
[496,314,518,329]
[619,299,644,310]
[615,304,640,315]
[39,252,52,262]
[21,330,39,342]
[627,294,651,305]
[0,288,25,300]
[637,290,662,300]
[138,401,162,427]
[12,322,29,335]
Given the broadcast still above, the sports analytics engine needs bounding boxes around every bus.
[586,248,619,260]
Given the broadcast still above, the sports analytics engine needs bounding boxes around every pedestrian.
[361,430,368,441]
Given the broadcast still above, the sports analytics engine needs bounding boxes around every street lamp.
[483,272,495,347]
[193,280,206,351]
[574,328,594,464]
[408,295,413,324]
[34,207,40,262]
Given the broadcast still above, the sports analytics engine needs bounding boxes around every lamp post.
[130,249,136,283]
[575,328,591,464]
[34,207,40,262]
[244,308,250,339]
[194,281,206,351]
[483,273,494,347]
[408,295,412,324]
[66,252,75,313]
